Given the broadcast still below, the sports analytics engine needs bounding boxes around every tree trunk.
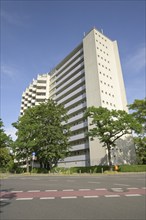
[26,157,29,173]
[107,146,112,171]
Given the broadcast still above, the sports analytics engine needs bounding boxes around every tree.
[84,107,141,170]
[0,118,11,148]
[12,111,37,172]
[13,100,70,171]
[128,98,146,164]
[32,99,70,170]
[0,118,13,170]
[0,148,13,170]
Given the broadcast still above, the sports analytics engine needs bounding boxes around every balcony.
[64,93,86,108]
[61,154,89,162]
[67,102,86,115]
[56,77,85,100]
[70,122,88,131]
[70,143,89,151]
[56,69,84,93]
[58,85,85,105]
[55,48,83,76]
[36,95,46,100]
[37,82,46,87]
[69,133,86,142]
[67,112,84,124]
[56,61,84,87]
[56,55,84,80]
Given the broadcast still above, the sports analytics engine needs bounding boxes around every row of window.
[71,129,87,136]
[99,71,112,79]
[96,40,108,49]
[101,90,115,97]
[97,47,109,56]
[98,63,111,71]
[70,138,88,146]
[70,149,89,156]
[102,100,116,107]
[100,81,113,87]
[97,55,110,64]
[95,32,107,42]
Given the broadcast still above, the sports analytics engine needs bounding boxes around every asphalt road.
[0,173,146,220]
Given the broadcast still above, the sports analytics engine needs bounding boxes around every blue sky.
[1,0,145,140]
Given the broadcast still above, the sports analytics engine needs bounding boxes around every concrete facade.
[20,28,135,167]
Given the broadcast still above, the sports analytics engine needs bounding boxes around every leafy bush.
[31,168,48,173]
[118,165,146,172]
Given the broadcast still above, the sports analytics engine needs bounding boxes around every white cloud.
[123,45,146,74]
[123,45,146,104]
[1,65,16,78]
[1,10,26,26]
[5,126,17,141]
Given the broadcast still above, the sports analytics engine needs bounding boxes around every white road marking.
[40,197,55,200]
[61,196,77,199]
[105,195,120,197]
[95,188,107,190]
[63,189,74,191]
[27,190,40,192]
[84,196,99,198]
[78,189,90,191]
[45,190,58,192]
[127,188,138,190]
[16,198,33,200]
[11,191,23,193]
[142,187,146,189]
[125,194,141,197]
[114,184,129,186]
[0,198,10,201]
[111,188,123,192]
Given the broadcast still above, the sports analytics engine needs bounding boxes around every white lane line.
[27,190,40,192]
[84,196,99,198]
[11,191,23,193]
[114,184,129,186]
[63,189,74,191]
[142,187,146,189]
[111,188,123,192]
[105,195,120,198]
[16,198,33,200]
[40,197,55,200]
[0,198,10,201]
[95,188,107,190]
[61,196,77,199]
[45,190,58,192]
[125,194,141,197]
[127,188,138,190]
[78,189,90,191]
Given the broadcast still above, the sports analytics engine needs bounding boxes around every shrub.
[119,165,146,172]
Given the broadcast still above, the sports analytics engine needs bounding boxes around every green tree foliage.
[0,148,12,170]
[84,107,141,170]
[0,118,13,170]
[13,100,70,171]
[0,118,11,148]
[128,98,146,164]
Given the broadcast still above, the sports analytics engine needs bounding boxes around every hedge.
[118,165,146,172]
[51,165,146,174]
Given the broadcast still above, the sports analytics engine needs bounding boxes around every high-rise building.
[20,74,50,115]
[20,28,135,167]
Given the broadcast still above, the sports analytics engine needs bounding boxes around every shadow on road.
[0,188,17,213]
